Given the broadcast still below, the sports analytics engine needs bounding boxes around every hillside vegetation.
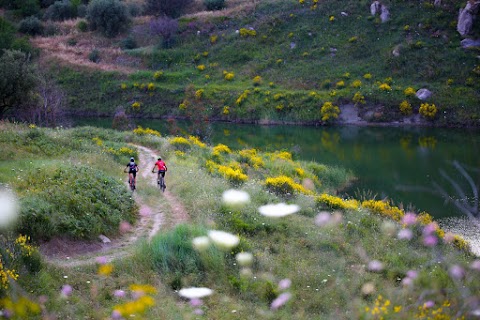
[27,0,480,127]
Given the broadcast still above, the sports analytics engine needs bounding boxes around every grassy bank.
[0,123,479,319]
[38,0,480,127]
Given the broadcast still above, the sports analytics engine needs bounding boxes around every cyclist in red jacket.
[152,157,167,187]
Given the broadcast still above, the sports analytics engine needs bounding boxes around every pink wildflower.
[270,292,292,310]
[114,290,126,298]
[314,212,331,227]
[60,284,73,298]
[367,260,384,272]
[471,260,480,271]
[423,235,438,247]
[449,265,465,280]
[397,228,413,240]
[95,256,107,265]
[190,298,203,307]
[278,279,292,290]
[402,212,417,226]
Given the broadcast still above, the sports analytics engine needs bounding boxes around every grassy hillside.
[36,0,480,126]
[1,122,479,319]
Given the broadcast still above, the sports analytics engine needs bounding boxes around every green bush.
[86,0,130,38]
[44,0,76,21]
[88,48,100,63]
[10,0,40,17]
[204,0,225,11]
[19,16,44,36]
[17,164,137,240]
[76,20,88,32]
[120,36,137,50]
[142,224,225,278]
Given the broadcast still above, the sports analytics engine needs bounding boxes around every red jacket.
[155,160,167,171]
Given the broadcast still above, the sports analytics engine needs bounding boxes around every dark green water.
[77,118,480,219]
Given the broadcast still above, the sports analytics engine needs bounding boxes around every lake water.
[77,118,480,220]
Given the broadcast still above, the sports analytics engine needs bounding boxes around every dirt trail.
[40,145,189,268]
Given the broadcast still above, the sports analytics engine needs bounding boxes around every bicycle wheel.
[160,176,166,192]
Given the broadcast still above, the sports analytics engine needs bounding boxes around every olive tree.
[86,0,129,38]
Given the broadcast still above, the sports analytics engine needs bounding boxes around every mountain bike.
[124,169,136,191]
[152,169,166,193]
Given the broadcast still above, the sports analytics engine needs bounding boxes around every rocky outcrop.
[457,1,480,36]
[370,1,390,23]
[416,89,433,101]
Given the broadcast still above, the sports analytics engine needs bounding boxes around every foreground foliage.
[0,124,478,319]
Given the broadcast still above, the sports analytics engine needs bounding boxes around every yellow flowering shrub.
[273,93,284,101]
[197,64,206,71]
[351,80,362,88]
[378,83,392,91]
[153,70,163,80]
[320,102,340,122]
[224,71,235,81]
[361,199,404,221]
[295,167,305,177]
[315,194,359,210]
[121,83,127,90]
[353,92,366,105]
[113,284,157,318]
[195,89,204,99]
[223,106,230,115]
[210,35,218,44]
[399,100,412,115]
[188,136,206,148]
[348,36,358,43]
[170,137,191,150]
[329,15,335,22]
[404,87,416,96]
[253,75,262,86]
[236,90,250,105]
[179,102,187,110]
[92,137,103,146]
[212,143,232,155]
[265,175,313,195]
[217,165,248,183]
[147,83,155,91]
[419,103,437,119]
[363,73,372,80]
[131,101,141,109]
[239,28,257,37]
[133,126,161,136]
[270,151,293,161]
[174,150,185,157]
[238,148,264,169]
[336,80,345,88]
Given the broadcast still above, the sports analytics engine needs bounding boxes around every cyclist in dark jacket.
[125,157,139,188]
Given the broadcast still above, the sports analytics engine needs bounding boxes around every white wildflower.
[192,236,211,252]
[0,189,19,229]
[208,230,240,250]
[235,252,253,267]
[178,287,213,299]
[222,189,250,207]
[258,203,300,218]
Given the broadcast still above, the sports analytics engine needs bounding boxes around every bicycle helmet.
[158,157,162,160]
[130,157,135,161]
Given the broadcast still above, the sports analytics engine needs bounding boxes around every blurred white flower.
[222,189,250,207]
[397,228,413,240]
[208,230,240,250]
[381,221,396,236]
[235,252,253,267]
[361,282,375,295]
[178,287,213,299]
[314,212,331,227]
[192,236,211,252]
[0,189,19,229]
[258,203,300,218]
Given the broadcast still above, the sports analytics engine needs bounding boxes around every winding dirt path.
[40,145,189,268]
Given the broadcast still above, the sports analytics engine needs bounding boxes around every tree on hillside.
[146,0,193,18]
[86,0,130,38]
[0,50,38,119]
[0,17,16,53]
